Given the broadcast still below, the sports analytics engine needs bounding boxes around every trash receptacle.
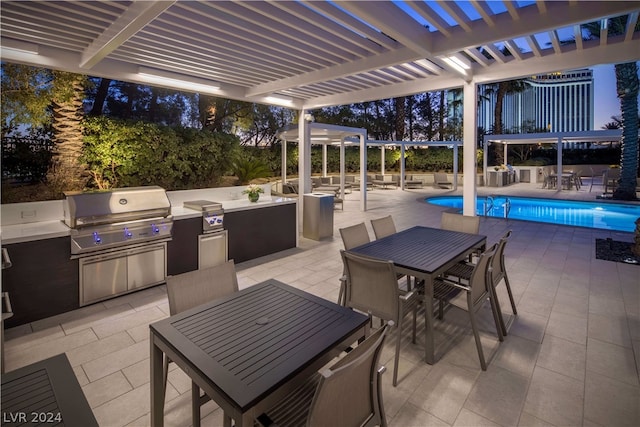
[303,193,334,240]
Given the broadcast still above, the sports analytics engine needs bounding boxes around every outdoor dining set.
[148,212,516,427]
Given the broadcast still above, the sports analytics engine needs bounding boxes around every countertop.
[1,197,297,245]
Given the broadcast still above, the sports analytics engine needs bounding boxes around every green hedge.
[306,146,465,173]
[82,117,239,190]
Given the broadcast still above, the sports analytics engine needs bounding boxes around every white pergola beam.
[80,1,175,69]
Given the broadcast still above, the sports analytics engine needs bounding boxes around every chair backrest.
[434,172,449,183]
[166,260,239,315]
[608,167,620,179]
[341,250,399,322]
[339,223,370,250]
[491,230,512,284]
[469,244,497,306]
[283,183,297,194]
[370,215,396,239]
[441,212,480,234]
[307,323,389,427]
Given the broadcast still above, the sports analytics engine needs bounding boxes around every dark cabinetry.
[1,237,78,328]
[225,204,296,263]
[166,217,200,276]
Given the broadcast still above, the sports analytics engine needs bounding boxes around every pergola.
[277,122,462,210]
[483,129,625,186]
[1,1,639,216]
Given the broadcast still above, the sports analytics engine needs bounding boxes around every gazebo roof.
[276,122,462,147]
[484,129,625,145]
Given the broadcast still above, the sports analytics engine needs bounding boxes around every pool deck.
[3,179,639,426]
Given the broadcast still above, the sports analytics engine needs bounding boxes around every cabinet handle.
[1,248,12,269]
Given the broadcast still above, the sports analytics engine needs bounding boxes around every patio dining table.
[549,172,577,190]
[149,279,368,427]
[348,225,487,364]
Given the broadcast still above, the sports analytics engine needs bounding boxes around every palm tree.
[581,18,639,200]
[47,72,88,195]
[612,61,639,200]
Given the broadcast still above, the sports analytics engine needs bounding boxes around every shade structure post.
[462,81,478,216]
[380,146,385,175]
[360,133,367,211]
[339,139,346,198]
[322,144,327,177]
[298,111,312,221]
[557,137,563,189]
[281,138,287,190]
[483,137,488,188]
[453,144,459,190]
[400,143,406,190]
[503,143,508,166]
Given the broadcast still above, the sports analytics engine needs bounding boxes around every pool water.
[426,196,640,232]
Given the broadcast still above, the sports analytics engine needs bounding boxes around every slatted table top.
[349,226,487,275]
[1,353,98,427]
[150,279,368,413]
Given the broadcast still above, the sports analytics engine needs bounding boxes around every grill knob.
[93,231,101,244]
[151,224,160,234]
[124,228,133,238]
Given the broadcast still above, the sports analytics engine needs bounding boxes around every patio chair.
[337,223,371,305]
[256,322,390,427]
[370,215,396,239]
[433,172,452,189]
[433,244,503,370]
[441,211,480,234]
[604,168,620,194]
[572,170,582,190]
[404,174,424,189]
[341,250,423,386]
[443,230,517,336]
[441,211,481,262]
[164,260,239,417]
[588,166,604,192]
[370,215,412,289]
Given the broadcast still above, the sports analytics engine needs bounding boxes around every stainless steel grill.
[64,186,174,306]
[64,186,173,256]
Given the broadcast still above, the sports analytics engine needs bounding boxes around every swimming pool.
[426,196,640,232]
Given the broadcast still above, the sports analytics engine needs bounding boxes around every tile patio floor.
[4,180,640,426]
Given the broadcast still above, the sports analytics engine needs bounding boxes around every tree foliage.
[82,117,239,190]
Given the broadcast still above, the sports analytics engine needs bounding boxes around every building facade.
[473,69,594,134]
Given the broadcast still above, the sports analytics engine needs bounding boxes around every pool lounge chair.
[433,172,452,189]
[372,174,396,189]
[404,175,424,188]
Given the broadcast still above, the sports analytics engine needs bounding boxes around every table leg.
[424,281,435,365]
[150,337,164,427]
[192,382,201,427]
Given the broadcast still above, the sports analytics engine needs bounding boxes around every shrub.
[82,117,239,190]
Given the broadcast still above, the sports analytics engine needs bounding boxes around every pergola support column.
[462,80,478,217]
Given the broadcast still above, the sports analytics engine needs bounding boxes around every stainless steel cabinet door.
[80,254,127,305]
[128,244,166,290]
[198,231,228,269]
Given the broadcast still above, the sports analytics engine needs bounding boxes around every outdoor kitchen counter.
[1,220,70,245]
[1,197,297,245]
[170,196,296,217]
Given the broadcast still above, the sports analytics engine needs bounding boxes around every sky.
[592,64,628,129]
[390,0,636,130]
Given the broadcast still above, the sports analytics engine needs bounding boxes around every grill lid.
[64,186,171,228]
